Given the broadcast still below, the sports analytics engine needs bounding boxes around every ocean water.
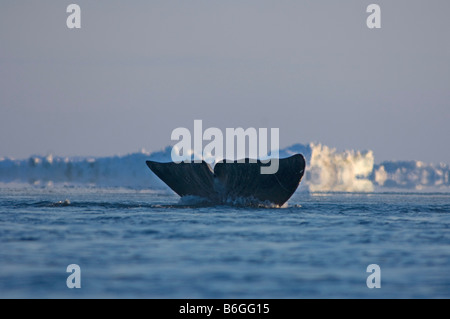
[0,186,449,299]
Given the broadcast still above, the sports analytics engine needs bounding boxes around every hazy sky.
[1,1,449,163]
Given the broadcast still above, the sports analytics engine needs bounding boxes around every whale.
[146,154,305,206]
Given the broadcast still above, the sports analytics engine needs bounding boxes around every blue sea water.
[0,186,449,299]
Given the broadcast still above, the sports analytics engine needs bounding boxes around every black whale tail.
[146,154,306,206]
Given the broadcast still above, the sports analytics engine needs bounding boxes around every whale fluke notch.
[146,154,305,206]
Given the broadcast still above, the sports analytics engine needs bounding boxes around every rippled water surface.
[0,186,449,298]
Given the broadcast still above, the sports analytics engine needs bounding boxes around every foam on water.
[178,195,285,209]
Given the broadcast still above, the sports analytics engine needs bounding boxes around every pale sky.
[1,1,449,163]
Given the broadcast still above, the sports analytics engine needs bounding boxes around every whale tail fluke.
[146,154,305,206]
